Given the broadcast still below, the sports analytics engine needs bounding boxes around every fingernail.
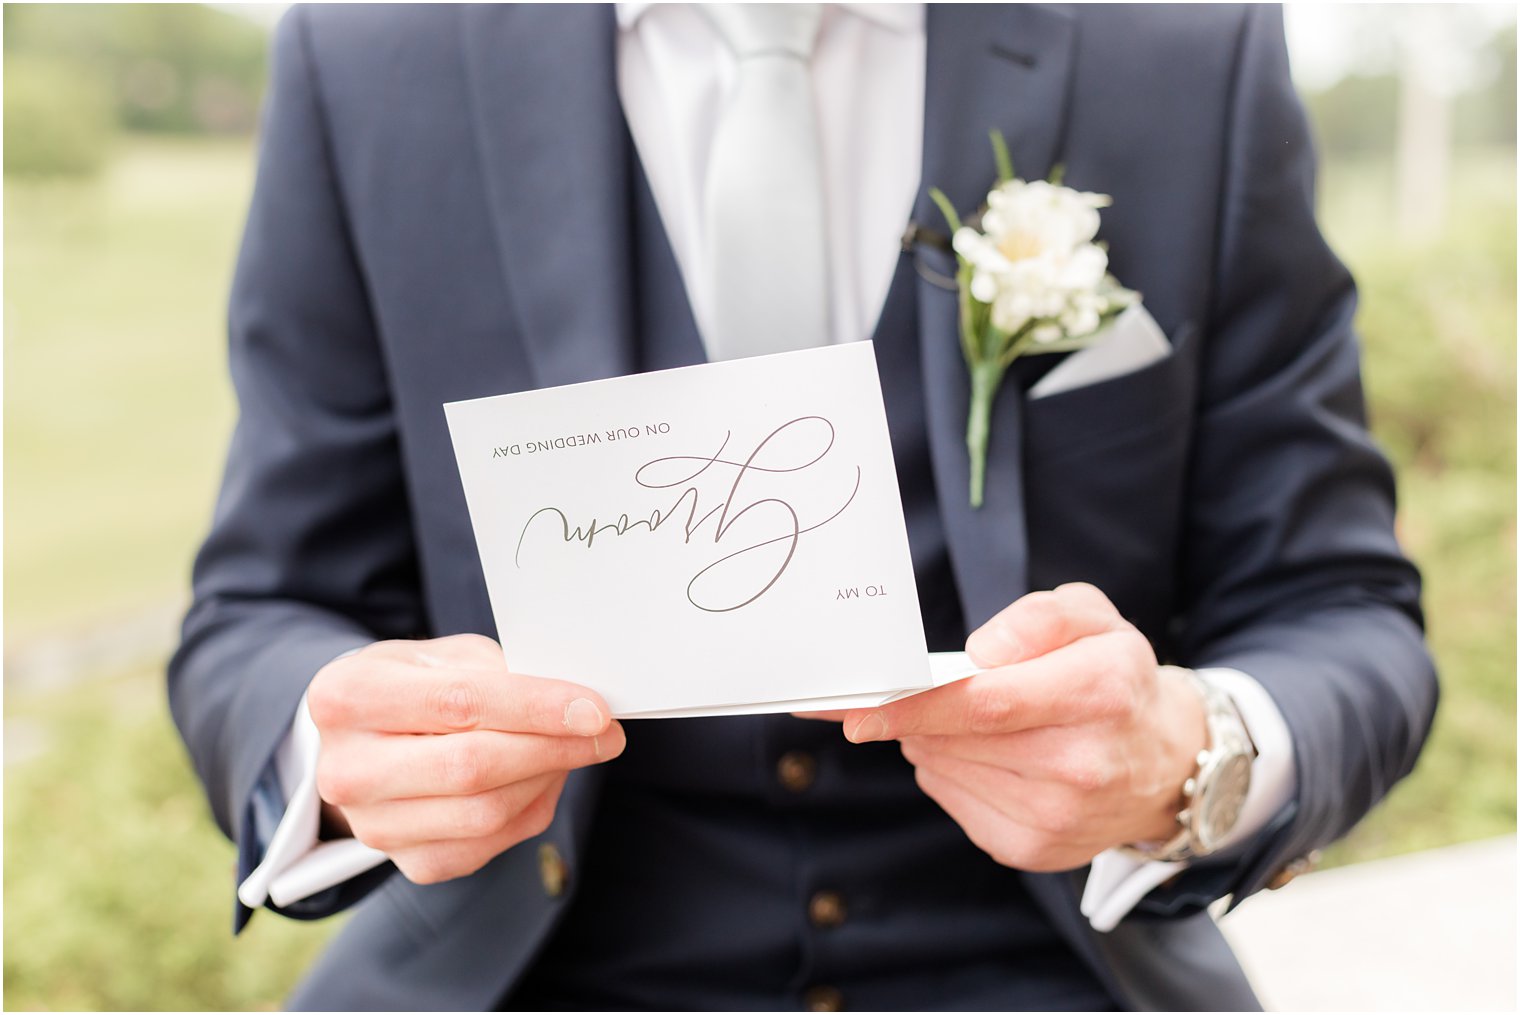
[967,621,1021,668]
[847,712,888,744]
[564,698,605,736]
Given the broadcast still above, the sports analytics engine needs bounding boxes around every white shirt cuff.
[236,693,388,910]
[1080,666,1297,932]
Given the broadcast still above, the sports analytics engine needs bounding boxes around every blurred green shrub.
[1315,147,1518,864]
[1307,25,1516,158]
[1359,211,1516,476]
[3,55,113,177]
[3,4,267,137]
[5,666,339,1012]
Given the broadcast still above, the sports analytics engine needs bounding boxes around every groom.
[170,4,1437,1010]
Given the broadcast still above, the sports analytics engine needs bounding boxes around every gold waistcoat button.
[803,985,845,1012]
[777,750,818,793]
[538,842,570,898]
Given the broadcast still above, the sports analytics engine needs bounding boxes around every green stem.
[966,358,1007,509]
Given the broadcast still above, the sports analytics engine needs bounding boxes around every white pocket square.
[1027,304,1173,400]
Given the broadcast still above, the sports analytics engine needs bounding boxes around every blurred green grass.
[3,137,245,643]
[1315,148,1518,863]
[3,137,1514,1010]
[4,666,341,1011]
[3,138,340,1011]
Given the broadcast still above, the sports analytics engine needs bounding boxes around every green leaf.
[996,328,1039,368]
[990,129,1014,184]
[1021,334,1104,355]
[1048,162,1067,186]
[928,186,963,235]
[955,271,980,367]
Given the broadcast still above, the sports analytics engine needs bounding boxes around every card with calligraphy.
[444,342,963,717]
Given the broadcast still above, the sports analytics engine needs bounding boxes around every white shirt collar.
[616,3,924,35]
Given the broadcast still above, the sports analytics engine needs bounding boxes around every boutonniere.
[930,131,1140,508]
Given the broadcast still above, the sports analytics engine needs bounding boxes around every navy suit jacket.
[169,4,1438,1010]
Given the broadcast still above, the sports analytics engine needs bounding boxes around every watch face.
[1198,752,1252,848]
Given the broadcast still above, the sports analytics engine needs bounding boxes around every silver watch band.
[1128,668,1256,863]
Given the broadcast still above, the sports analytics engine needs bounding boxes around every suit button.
[803,985,844,1011]
[1266,850,1321,891]
[808,890,847,928]
[777,750,817,793]
[538,842,570,898]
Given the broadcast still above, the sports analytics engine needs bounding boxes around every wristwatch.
[1131,669,1258,863]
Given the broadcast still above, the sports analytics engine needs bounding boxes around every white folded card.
[444,342,978,718]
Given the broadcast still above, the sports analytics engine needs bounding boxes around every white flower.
[952,177,1127,339]
[930,132,1142,509]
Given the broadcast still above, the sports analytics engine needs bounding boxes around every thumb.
[965,612,1024,668]
[965,584,1121,667]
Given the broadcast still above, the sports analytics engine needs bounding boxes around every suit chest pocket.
[1022,322,1196,458]
[1020,323,1197,638]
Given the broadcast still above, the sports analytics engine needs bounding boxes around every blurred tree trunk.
[1396,7,1452,242]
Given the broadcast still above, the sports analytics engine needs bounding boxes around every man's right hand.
[307,633,624,885]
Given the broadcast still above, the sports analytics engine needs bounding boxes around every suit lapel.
[448,11,624,1008]
[913,3,1078,628]
[460,4,637,388]
[909,12,1147,1001]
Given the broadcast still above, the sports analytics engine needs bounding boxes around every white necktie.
[702,3,829,361]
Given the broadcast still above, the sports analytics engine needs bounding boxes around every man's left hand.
[832,583,1208,872]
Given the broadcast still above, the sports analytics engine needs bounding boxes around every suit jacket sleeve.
[167,6,420,927]
[1135,6,1439,917]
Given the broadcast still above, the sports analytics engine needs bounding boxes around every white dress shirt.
[619,2,924,349]
[239,1,1296,934]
